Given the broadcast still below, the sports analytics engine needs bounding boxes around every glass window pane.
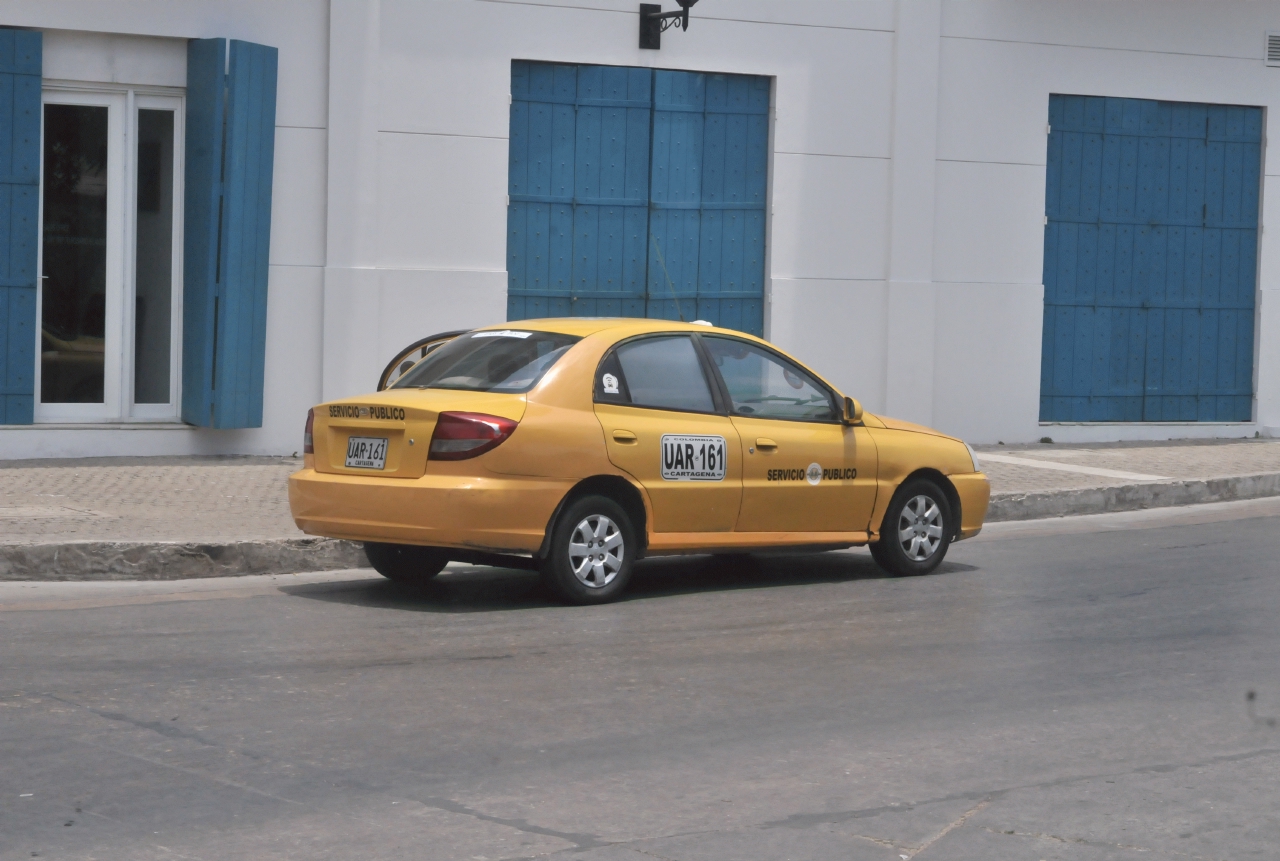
[133,109,175,404]
[613,336,715,413]
[703,336,837,421]
[392,330,581,393]
[41,104,108,403]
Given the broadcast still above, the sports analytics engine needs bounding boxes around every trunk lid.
[312,389,527,478]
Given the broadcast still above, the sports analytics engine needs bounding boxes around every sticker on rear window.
[472,330,531,339]
[661,435,727,481]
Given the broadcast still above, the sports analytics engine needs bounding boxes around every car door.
[593,335,743,534]
[700,335,878,534]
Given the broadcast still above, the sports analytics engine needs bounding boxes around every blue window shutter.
[648,70,768,336]
[217,40,278,428]
[181,38,225,427]
[648,70,705,326]
[182,38,277,428]
[570,64,651,318]
[507,62,649,321]
[507,62,768,335]
[1041,94,1259,422]
[0,28,41,424]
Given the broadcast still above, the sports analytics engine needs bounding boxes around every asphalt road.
[2,498,1279,861]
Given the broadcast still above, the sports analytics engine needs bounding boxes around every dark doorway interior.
[41,103,108,404]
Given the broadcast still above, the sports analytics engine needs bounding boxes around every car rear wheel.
[364,542,449,586]
[869,479,953,577]
[542,495,636,605]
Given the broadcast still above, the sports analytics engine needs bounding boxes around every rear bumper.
[951,472,990,541]
[288,468,571,554]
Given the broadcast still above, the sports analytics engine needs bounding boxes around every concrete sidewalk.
[2,438,1278,579]
[978,437,1280,520]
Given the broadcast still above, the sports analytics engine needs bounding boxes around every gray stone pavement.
[977,438,1280,522]
[0,456,301,545]
[975,437,1280,493]
[0,438,1278,578]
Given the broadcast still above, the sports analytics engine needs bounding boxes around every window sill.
[3,422,192,430]
[1039,421,1255,427]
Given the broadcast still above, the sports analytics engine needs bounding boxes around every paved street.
[2,498,1278,860]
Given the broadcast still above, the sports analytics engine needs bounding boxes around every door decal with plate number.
[346,436,388,470]
[660,435,726,481]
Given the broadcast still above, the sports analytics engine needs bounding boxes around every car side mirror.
[843,396,863,425]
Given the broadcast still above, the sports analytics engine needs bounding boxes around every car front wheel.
[869,479,953,577]
[364,542,449,585]
[542,495,636,605]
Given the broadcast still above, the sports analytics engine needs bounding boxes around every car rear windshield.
[391,330,581,393]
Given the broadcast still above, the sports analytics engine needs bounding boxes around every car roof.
[428,318,854,406]
[472,318,846,397]
[472,317,756,340]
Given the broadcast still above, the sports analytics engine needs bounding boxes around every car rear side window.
[392,330,580,393]
[702,335,838,421]
[596,336,716,413]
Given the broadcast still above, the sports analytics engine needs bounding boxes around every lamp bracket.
[639,3,697,50]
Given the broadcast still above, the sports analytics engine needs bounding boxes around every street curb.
[987,472,1280,522]
[3,472,1278,580]
[0,537,366,582]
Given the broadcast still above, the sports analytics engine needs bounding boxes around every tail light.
[429,412,517,460]
[303,408,314,454]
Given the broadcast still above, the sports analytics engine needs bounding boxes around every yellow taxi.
[289,318,990,604]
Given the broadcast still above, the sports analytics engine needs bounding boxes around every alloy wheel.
[568,514,624,588]
[897,494,943,562]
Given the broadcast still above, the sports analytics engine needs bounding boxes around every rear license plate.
[345,436,388,470]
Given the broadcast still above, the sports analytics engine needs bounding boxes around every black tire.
[869,479,953,577]
[541,495,637,605]
[364,542,449,585]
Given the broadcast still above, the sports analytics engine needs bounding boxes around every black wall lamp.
[639,0,699,50]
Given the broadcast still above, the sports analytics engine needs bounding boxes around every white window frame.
[128,91,185,419]
[35,82,185,423]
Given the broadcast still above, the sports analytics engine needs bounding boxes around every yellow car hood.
[867,412,955,441]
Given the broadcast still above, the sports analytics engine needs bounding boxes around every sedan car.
[289,318,989,604]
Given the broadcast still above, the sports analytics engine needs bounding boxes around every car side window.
[594,336,717,413]
[702,336,838,422]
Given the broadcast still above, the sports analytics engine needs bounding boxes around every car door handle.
[755,437,778,451]
[612,430,638,444]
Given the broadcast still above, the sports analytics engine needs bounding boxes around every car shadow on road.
[279,549,979,614]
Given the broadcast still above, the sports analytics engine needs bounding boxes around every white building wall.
[0,0,330,458]
[1,0,1278,459]
[326,0,902,416]
[932,1,1280,443]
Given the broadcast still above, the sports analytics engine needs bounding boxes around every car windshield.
[391,330,581,393]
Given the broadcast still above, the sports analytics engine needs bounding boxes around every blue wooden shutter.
[696,74,768,335]
[218,40,278,427]
[182,38,224,426]
[0,28,40,424]
[508,61,578,319]
[507,63,768,335]
[1041,95,1260,422]
[648,70,768,336]
[182,38,277,428]
[508,62,651,320]
[571,65,651,317]
[648,70,705,325]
